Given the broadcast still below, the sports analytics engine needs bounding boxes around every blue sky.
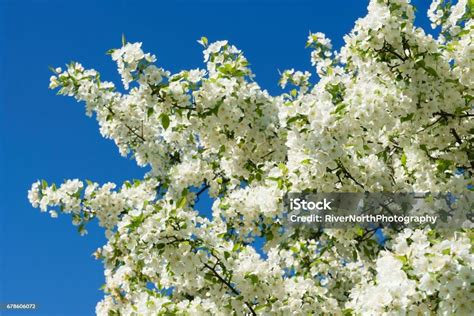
[0,0,433,315]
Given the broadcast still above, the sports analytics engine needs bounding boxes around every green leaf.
[128,213,145,230]
[419,144,428,153]
[245,273,259,285]
[396,255,408,265]
[343,308,354,316]
[254,305,268,312]
[160,113,170,130]
[401,153,407,167]
[277,178,284,190]
[77,224,86,234]
[177,196,187,209]
[199,36,208,47]
[218,145,226,154]
[300,158,311,165]
[122,33,126,46]
[333,103,347,115]
[400,113,414,123]
[266,230,274,241]
[219,203,230,210]
[424,66,438,77]
[147,107,154,117]
[436,159,453,173]
[204,273,216,283]
[278,162,288,175]
[286,116,299,124]
[232,243,240,252]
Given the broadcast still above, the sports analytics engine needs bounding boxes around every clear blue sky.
[0,0,433,315]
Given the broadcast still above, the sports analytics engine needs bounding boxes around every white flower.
[419,274,439,294]
[203,40,227,61]
[187,69,206,83]
[27,181,41,207]
[447,0,467,28]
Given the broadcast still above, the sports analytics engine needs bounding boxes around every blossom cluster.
[30,0,472,314]
[348,229,473,315]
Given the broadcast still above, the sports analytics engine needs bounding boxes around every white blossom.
[30,1,473,314]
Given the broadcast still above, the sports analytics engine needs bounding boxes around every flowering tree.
[28,0,473,314]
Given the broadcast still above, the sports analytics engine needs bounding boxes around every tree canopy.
[29,0,473,314]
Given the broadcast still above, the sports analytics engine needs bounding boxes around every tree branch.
[336,160,365,190]
[203,262,257,315]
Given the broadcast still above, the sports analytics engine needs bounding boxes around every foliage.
[29,0,473,314]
